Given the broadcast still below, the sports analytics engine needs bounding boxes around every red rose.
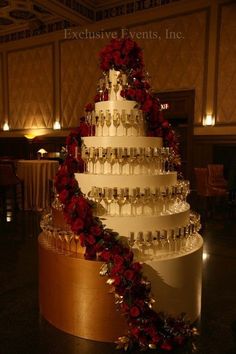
[113,275,121,286]
[135,89,145,103]
[161,340,173,351]
[78,122,90,137]
[124,38,135,51]
[90,225,102,236]
[71,218,84,233]
[131,262,142,272]
[130,306,140,318]
[142,97,153,112]
[100,250,111,262]
[113,254,124,266]
[124,269,135,281]
[127,88,136,98]
[130,326,140,338]
[85,103,94,112]
[59,189,69,204]
[174,335,185,345]
[85,234,96,245]
[162,120,170,129]
[110,263,125,275]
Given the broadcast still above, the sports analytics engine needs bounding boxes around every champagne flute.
[107,111,112,136]
[113,111,120,136]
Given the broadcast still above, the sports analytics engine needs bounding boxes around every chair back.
[208,164,227,188]
[0,163,20,186]
[194,168,209,196]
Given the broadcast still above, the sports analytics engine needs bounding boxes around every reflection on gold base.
[38,233,127,342]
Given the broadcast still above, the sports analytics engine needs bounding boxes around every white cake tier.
[102,206,190,237]
[75,172,177,193]
[82,136,162,148]
[95,100,137,113]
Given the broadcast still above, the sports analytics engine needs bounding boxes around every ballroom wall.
[0,0,235,140]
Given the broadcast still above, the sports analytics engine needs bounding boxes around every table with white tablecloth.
[17,160,59,210]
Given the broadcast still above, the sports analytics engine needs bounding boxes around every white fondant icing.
[102,207,190,237]
[95,100,137,113]
[75,172,177,194]
[142,235,203,322]
[82,136,163,148]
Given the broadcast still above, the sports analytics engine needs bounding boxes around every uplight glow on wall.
[53,121,61,130]
[3,122,10,131]
[202,114,215,126]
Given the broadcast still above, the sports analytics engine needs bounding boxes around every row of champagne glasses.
[85,109,145,137]
[40,213,83,255]
[97,71,130,101]
[88,183,190,217]
[128,212,201,255]
[81,146,173,175]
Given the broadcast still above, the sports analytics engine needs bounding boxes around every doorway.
[156,90,195,181]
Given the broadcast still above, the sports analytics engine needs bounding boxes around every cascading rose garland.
[54,38,195,351]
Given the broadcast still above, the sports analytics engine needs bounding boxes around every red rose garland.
[54,38,196,350]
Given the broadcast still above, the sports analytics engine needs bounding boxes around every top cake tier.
[92,69,145,137]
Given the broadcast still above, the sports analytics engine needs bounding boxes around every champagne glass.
[110,148,118,174]
[96,115,101,136]
[113,111,120,136]
[103,187,113,214]
[117,188,126,215]
[105,110,111,136]
[98,147,105,174]
[110,187,118,216]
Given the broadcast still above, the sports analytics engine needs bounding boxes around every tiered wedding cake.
[39,40,203,348]
[78,73,200,247]
[74,68,203,321]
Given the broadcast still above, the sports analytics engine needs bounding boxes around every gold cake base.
[38,233,127,342]
[39,232,203,342]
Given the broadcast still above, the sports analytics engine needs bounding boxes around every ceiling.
[0,0,180,43]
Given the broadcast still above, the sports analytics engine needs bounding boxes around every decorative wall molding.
[7,44,54,129]
[216,1,236,124]
[0,54,3,126]
[0,0,182,43]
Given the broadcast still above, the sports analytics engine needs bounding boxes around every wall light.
[3,122,10,131]
[53,121,61,130]
[202,114,215,126]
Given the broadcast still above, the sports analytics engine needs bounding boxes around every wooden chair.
[194,167,227,217]
[208,164,227,189]
[0,163,24,211]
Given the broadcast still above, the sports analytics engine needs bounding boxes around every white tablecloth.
[17,160,59,210]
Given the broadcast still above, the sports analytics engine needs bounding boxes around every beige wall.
[8,44,54,129]
[0,0,235,136]
[217,2,236,125]
[0,54,3,124]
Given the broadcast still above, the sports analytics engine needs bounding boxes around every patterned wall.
[217,3,236,124]
[60,38,106,127]
[8,45,53,129]
[134,11,207,124]
[0,54,3,125]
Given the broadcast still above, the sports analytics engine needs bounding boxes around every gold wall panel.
[0,54,3,127]
[60,38,107,128]
[8,45,53,129]
[217,3,236,124]
[133,11,207,124]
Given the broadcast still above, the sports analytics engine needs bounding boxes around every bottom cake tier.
[38,232,203,342]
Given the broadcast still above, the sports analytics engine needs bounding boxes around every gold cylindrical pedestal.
[38,233,127,342]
